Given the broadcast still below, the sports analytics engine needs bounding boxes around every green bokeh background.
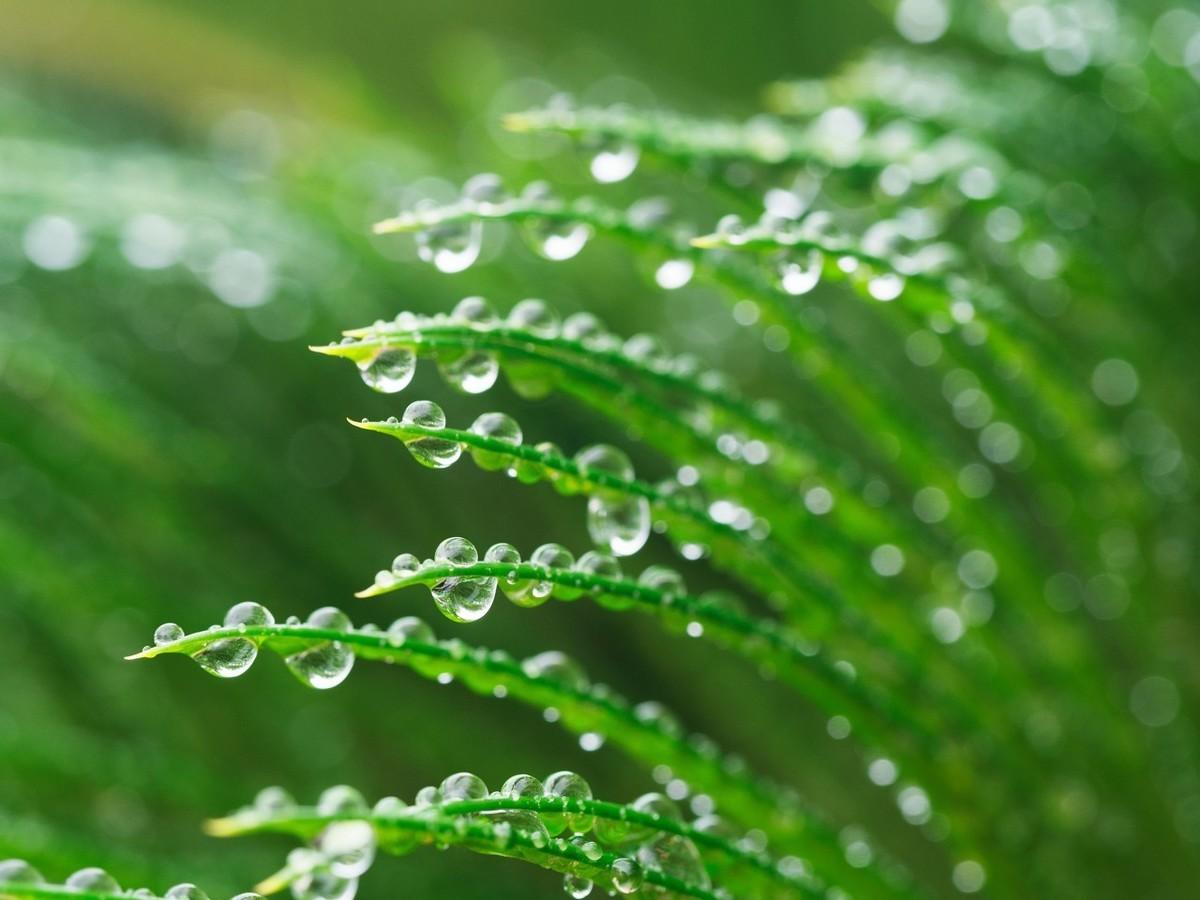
[1,1,1194,898]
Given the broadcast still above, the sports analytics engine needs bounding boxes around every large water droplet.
[317,821,376,878]
[635,833,711,889]
[0,860,44,886]
[774,248,824,295]
[440,772,489,801]
[284,607,355,689]
[542,771,594,835]
[225,601,275,629]
[290,871,358,900]
[358,348,416,394]
[430,539,494,621]
[521,218,592,261]
[452,295,499,326]
[530,544,578,599]
[438,350,499,394]
[400,401,461,468]
[587,495,651,557]
[436,536,478,566]
[468,412,523,470]
[65,868,122,894]
[415,217,482,273]
[574,444,634,481]
[192,633,257,678]
[154,622,185,646]
[486,543,534,604]
[611,858,644,894]
[590,140,640,183]
[391,552,422,577]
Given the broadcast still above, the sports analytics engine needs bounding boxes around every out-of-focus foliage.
[0,0,1197,898]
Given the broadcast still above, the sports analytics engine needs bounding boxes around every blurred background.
[1,0,1196,897]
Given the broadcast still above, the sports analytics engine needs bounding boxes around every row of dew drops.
[245,773,745,900]
[0,860,255,900]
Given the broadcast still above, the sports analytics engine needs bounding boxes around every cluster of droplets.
[369,536,713,626]
[376,408,653,556]
[149,602,354,689]
[0,861,260,900]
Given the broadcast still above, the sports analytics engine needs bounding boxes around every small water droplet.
[65,868,121,894]
[387,616,435,646]
[530,543,578,599]
[521,218,592,261]
[611,858,643,894]
[774,247,824,296]
[400,401,461,468]
[438,350,500,394]
[469,412,523,470]
[164,884,209,900]
[440,772,489,800]
[154,622,185,646]
[0,860,44,886]
[562,874,593,898]
[587,495,651,557]
[542,771,594,835]
[317,821,376,879]
[591,139,640,183]
[522,651,589,691]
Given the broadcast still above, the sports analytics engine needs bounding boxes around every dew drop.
[522,219,592,261]
[154,622,185,646]
[415,218,482,273]
[590,140,640,183]
[401,400,461,468]
[562,874,593,898]
[638,566,687,597]
[462,174,508,209]
[318,785,369,816]
[436,536,479,567]
[284,607,355,689]
[487,543,533,603]
[575,444,635,481]
[542,771,594,835]
[0,860,44,886]
[225,601,275,628]
[65,868,121,894]
[655,258,694,290]
[452,295,499,325]
[507,298,561,337]
[636,833,711,889]
[574,550,623,581]
[317,821,376,879]
[391,552,422,577]
[438,350,500,394]
[192,633,257,678]
[611,858,644,894]
[530,544,578,599]
[774,248,824,296]
[522,651,589,691]
[867,272,905,301]
[587,495,651,557]
[165,884,209,900]
[254,786,295,814]
[469,412,523,471]
[387,616,435,646]
[358,348,416,394]
[290,871,358,900]
[431,561,497,622]
[440,771,489,800]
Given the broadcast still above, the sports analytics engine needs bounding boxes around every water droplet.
[399,401,461,468]
[440,772,489,800]
[485,543,533,603]
[633,702,682,737]
[562,874,593,898]
[315,821,376,879]
[225,601,275,628]
[154,622,185,646]
[623,334,671,370]
[372,796,407,816]
[575,550,623,581]
[638,566,687,597]
[387,616,435,646]
[391,553,422,577]
[438,350,500,394]
[468,412,523,470]
[192,631,257,679]
[65,868,121,894]
[284,607,355,689]
[774,248,824,295]
[507,298,561,337]
[358,348,416,394]
[867,272,905,301]
[254,786,295,814]
[0,860,44,886]
[415,217,482,273]
[451,295,499,325]
[575,444,635,481]
[290,871,358,900]
[655,258,694,290]
[611,858,644,894]
[318,785,369,816]
[636,833,710,889]
[562,312,616,349]
[522,651,589,691]
[591,140,640,183]
[521,218,592,261]
[530,544,578,599]
[436,536,479,567]
[542,771,594,835]
[588,495,651,557]
[462,174,508,209]
[165,884,209,900]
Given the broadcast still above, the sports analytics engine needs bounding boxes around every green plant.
[2,1,1197,898]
